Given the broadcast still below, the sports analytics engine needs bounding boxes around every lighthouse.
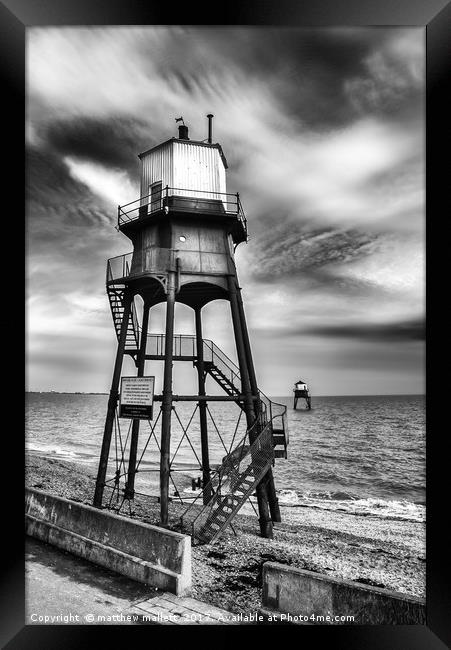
[93,116,289,543]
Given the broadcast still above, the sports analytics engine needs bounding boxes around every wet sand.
[25,454,425,615]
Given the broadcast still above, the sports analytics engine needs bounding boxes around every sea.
[25,393,425,524]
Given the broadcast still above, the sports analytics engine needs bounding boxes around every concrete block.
[25,488,191,595]
[261,562,425,625]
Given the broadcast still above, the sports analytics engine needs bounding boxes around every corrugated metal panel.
[140,142,173,200]
[173,142,226,200]
[140,140,228,207]
[218,159,226,196]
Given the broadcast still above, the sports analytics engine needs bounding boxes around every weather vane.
[175,116,185,125]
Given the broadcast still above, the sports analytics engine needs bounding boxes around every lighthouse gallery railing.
[117,186,247,233]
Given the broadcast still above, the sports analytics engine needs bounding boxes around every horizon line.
[25,390,425,397]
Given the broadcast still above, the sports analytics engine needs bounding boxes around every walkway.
[26,537,238,625]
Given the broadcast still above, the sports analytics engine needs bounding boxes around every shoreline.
[25,453,426,614]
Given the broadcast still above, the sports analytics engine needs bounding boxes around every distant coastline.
[26,391,109,395]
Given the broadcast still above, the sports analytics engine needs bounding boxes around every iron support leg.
[94,291,133,508]
[195,307,212,503]
[236,285,281,524]
[228,276,273,539]
[264,471,281,523]
[124,302,150,500]
[160,272,176,526]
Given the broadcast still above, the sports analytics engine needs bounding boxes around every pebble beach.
[26,454,426,615]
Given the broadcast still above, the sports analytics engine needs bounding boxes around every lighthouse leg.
[94,291,133,508]
[236,287,281,523]
[124,302,150,500]
[195,307,212,504]
[264,473,281,523]
[228,277,273,539]
[160,272,176,526]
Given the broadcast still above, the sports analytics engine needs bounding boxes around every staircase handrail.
[204,338,287,438]
[144,334,283,404]
[105,252,133,284]
[144,332,288,440]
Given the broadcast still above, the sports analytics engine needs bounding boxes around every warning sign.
[119,376,155,420]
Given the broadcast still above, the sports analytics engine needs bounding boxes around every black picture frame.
[4,1,449,647]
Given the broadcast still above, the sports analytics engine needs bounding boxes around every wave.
[26,442,94,463]
[177,487,425,523]
[277,489,425,523]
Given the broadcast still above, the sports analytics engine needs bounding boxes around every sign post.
[119,376,155,419]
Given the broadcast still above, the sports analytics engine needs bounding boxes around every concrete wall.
[261,562,425,625]
[25,488,191,596]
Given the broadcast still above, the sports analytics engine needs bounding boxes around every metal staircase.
[106,256,139,358]
[203,361,241,401]
[198,339,288,460]
[143,334,289,459]
[107,284,139,354]
[181,419,276,544]
[178,337,288,544]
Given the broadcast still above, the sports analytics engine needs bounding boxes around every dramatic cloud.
[300,318,425,342]
[26,27,425,394]
[41,116,146,173]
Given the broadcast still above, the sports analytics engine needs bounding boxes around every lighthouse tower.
[93,116,289,542]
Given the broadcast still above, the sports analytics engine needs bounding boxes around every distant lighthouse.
[93,115,290,543]
[293,379,311,410]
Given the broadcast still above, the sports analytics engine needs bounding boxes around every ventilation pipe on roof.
[207,114,213,144]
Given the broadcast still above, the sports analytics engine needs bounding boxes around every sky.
[26,27,425,396]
